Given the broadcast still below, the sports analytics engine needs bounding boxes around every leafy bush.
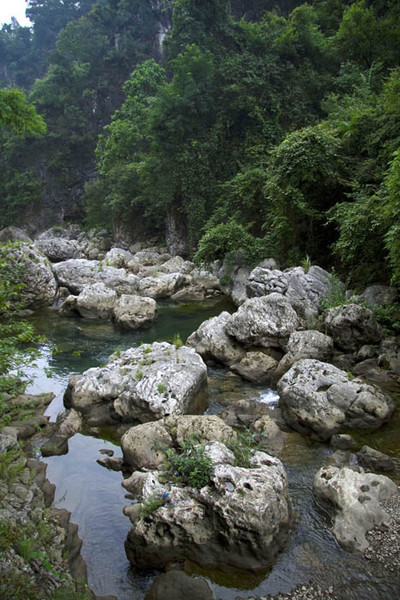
[194,219,267,266]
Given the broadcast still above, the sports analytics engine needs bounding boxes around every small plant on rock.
[139,494,164,520]
[164,436,213,489]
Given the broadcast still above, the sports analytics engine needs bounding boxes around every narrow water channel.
[25,300,400,600]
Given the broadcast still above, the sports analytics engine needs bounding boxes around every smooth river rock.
[313,465,398,552]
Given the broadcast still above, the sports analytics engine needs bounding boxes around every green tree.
[0,88,46,137]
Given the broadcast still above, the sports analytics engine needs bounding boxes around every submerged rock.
[64,342,208,426]
[313,465,398,552]
[277,359,394,440]
[145,570,215,600]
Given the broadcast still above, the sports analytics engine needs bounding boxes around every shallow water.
[25,301,400,600]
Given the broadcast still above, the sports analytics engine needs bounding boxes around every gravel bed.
[364,485,400,572]
[235,584,338,600]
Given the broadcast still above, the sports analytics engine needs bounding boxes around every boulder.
[313,465,398,552]
[5,243,57,308]
[125,447,290,571]
[53,259,139,295]
[122,415,235,471]
[0,226,32,243]
[158,256,194,275]
[145,570,215,600]
[225,293,301,349]
[190,267,220,291]
[277,359,394,440]
[35,237,83,262]
[113,295,157,330]
[76,283,117,319]
[357,446,396,472]
[64,342,208,426]
[321,304,382,352]
[186,312,245,366]
[247,265,333,320]
[275,330,333,380]
[137,273,186,298]
[230,351,278,384]
[104,248,135,268]
[122,421,174,470]
[360,284,398,307]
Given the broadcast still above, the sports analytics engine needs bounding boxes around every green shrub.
[224,430,258,468]
[164,436,213,489]
[139,494,164,520]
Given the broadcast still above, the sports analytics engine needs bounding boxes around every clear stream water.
[24,300,400,600]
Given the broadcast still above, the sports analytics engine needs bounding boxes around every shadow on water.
[23,299,400,600]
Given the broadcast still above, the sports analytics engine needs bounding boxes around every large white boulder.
[64,342,208,426]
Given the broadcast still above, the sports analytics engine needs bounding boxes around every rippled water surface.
[25,300,400,600]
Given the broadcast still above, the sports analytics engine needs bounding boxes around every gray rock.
[113,295,157,330]
[226,293,301,349]
[330,434,356,451]
[0,432,19,453]
[122,415,236,471]
[125,447,290,571]
[247,265,333,320]
[64,343,208,426]
[53,259,139,295]
[322,304,382,352]
[137,273,186,298]
[231,351,278,384]
[76,283,117,319]
[145,570,215,600]
[313,465,398,552]
[190,267,220,290]
[357,446,396,472]
[187,311,245,366]
[275,330,333,380]
[35,238,83,262]
[122,421,174,470]
[360,284,398,307]
[158,256,194,274]
[0,226,32,243]
[277,359,394,440]
[5,243,58,308]
[104,248,135,268]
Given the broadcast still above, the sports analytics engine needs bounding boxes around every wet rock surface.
[313,465,398,552]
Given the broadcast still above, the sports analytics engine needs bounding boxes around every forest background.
[0,0,400,290]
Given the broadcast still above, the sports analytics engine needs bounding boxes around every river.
[24,299,400,600]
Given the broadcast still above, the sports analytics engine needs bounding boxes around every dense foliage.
[0,0,400,287]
